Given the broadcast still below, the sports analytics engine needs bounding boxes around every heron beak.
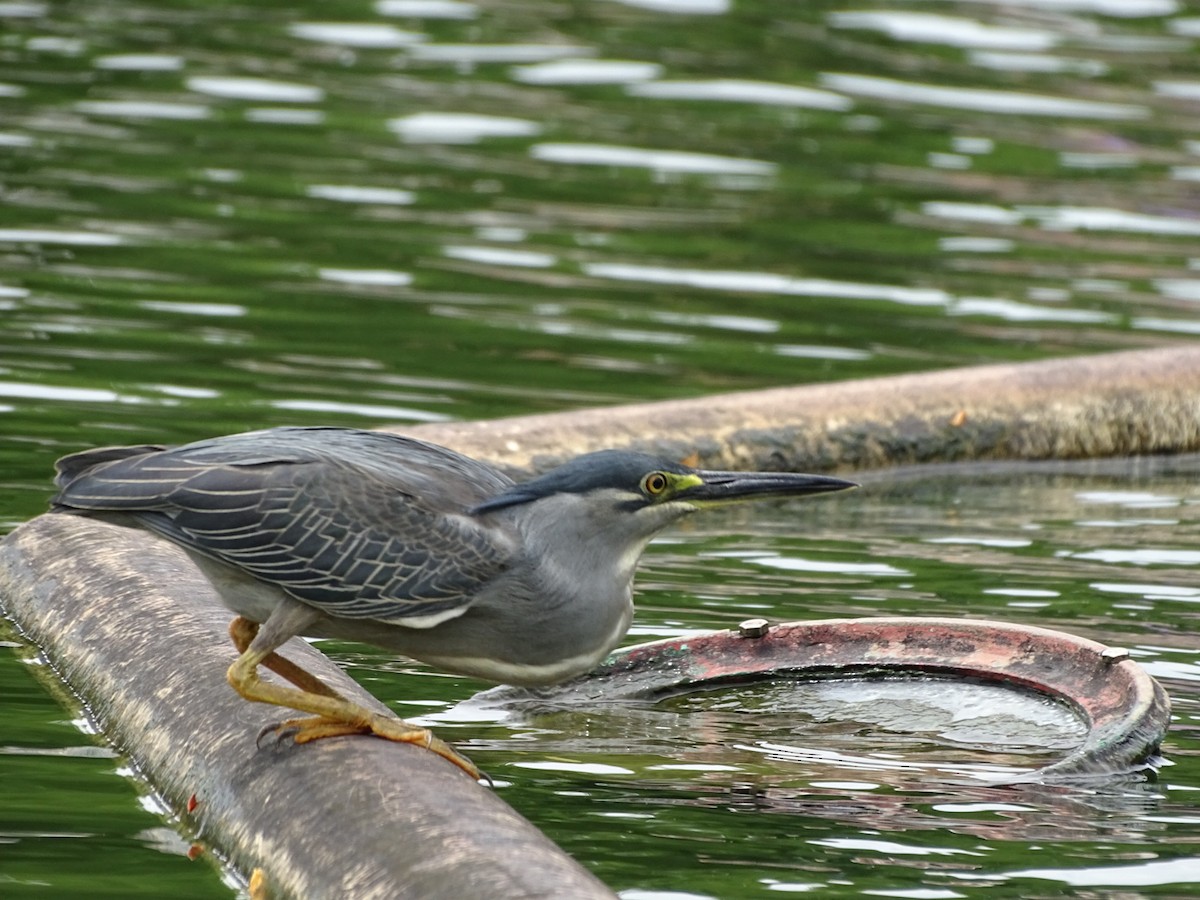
[677,470,857,505]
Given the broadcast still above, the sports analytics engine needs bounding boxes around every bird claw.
[251,713,488,784]
[255,719,304,749]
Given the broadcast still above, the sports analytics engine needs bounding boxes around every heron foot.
[228,612,486,782]
[257,713,485,782]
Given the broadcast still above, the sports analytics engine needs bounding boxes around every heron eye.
[642,472,669,496]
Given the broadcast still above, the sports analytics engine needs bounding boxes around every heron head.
[472,449,856,541]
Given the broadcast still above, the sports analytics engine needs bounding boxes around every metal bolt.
[738,618,770,638]
[1101,646,1130,664]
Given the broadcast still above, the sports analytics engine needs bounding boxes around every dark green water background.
[2,0,1199,897]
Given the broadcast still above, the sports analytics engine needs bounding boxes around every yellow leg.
[248,868,268,900]
[226,615,482,781]
[229,617,343,699]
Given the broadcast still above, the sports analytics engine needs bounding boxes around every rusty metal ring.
[565,617,1171,784]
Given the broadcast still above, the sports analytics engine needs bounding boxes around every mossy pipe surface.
[0,515,616,900]
[394,345,1200,476]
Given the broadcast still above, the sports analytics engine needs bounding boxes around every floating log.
[0,515,615,900]
[396,345,1200,475]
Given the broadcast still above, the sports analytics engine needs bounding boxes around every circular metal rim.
[566,616,1171,784]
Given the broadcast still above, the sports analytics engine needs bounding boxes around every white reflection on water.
[306,184,415,205]
[430,303,693,346]
[939,237,1013,253]
[1025,206,1200,236]
[0,381,147,404]
[1139,660,1200,682]
[185,76,324,103]
[584,261,949,306]
[1066,548,1200,566]
[1075,490,1179,507]
[609,0,729,12]
[1133,317,1200,336]
[271,399,450,421]
[389,112,541,143]
[810,836,978,856]
[649,310,778,333]
[929,152,971,170]
[742,554,910,577]
[957,856,1200,888]
[443,245,557,268]
[374,0,478,18]
[408,43,593,63]
[776,344,871,361]
[512,59,662,85]
[1154,81,1200,101]
[145,384,220,400]
[949,0,1177,16]
[820,73,1146,119]
[318,267,413,286]
[138,300,246,317]
[0,2,46,15]
[287,22,425,47]
[629,79,852,110]
[513,760,635,775]
[925,536,1032,548]
[1059,152,1139,170]
[26,36,83,55]
[924,201,1200,236]
[922,202,1022,225]
[0,228,124,245]
[983,588,1059,598]
[532,143,775,176]
[828,11,1057,51]
[1090,582,1200,601]
[75,100,210,120]
[244,108,325,125]
[948,297,1115,325]
[93,54,184,71]
[968,51,1108,76]
[1154,279,1200,301]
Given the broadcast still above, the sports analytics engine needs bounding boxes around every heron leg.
[228,616,343,699]
[226,605,482,781]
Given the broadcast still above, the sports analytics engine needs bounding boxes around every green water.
[2,0,1199,896]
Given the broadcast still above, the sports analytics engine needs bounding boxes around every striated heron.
[51,426,856,779]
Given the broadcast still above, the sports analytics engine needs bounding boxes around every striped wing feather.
[52,428,514,624]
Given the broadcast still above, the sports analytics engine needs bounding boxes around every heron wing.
[52,427,516,625]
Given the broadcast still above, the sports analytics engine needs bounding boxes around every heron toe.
[260,713,483,780]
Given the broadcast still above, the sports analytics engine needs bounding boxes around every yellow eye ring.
[643,472,669,496]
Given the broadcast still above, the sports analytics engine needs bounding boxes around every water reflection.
[512,59,662,86]
[828,10,1060,51]
[1,0,1199,442]
[3,0,1200,895]
[819,73,1147,119]
[75,100,210,120]
[185,76,324,103]
[375,0,478,18]
[287,22,425,48]
[628,79,853,110]
[531,143,776,176]
[388,112,542,143]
